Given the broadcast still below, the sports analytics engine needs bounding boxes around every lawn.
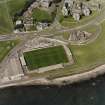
[0,40,19,62]
[24,46,69,70]
[0,2,13,34]
[0,0,27,34]
[7,0,27,16]
[32,8,53,22]
[68,23,105,71]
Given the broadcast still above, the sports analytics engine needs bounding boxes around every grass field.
[32,8,53,22]
[68,24,105,72]
[0,40,19,62]
[24,46,69,70]
[0,2,13,34]
[7,0,27,16]
[0,0,27,34]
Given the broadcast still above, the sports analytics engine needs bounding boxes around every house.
[16,20,22,25]
[40,0,52,8]
[75,2,82,9]
[73,13,80,21]
[82,6,91,16]
[36,22,49,31]
[62,0,91,21]
[23,18,33,30]
[14,20,24,33]
[62,6,68,16]
[64,0,74,8]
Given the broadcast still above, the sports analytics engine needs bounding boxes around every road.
[1,5,105,41]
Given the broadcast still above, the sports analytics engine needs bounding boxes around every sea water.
[0,75,105,105]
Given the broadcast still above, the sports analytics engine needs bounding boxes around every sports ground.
[23,46,69,70]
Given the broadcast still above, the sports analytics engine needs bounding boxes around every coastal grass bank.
[0,40,19,62]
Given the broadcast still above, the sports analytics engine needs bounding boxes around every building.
[62,0,91,21]
[23,18,33,30]
[62,6,68,16]
[20,56,26,66]
[14,20,24,33]
[36,22,49,31]
[73,13,80,21]
[40,0,52,8]
[64,0,74,8]
[16,20,22,25]
[82,7,91,16]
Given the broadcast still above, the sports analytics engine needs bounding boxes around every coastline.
[1,63,105,89]
[52,64,105,85]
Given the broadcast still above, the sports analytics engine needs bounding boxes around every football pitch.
[23,46,69,70]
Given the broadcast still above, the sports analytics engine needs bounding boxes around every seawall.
[1,63,105,89]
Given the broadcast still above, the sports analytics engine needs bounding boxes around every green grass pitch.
[23,46,69,70]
